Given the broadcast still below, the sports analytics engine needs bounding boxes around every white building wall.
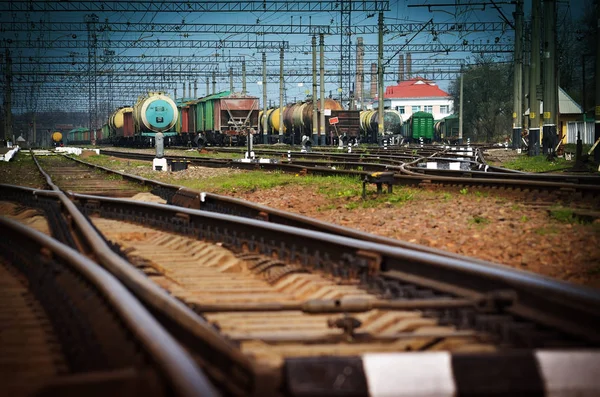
[375,97,454,122]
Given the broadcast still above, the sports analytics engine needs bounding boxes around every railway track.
[35,155,157,198]
[0,216,216,396]
[98,147,600,201]
[2,176,600,395]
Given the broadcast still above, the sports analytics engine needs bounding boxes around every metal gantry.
[0,1,390,12]
[0,0,517,120]
[0,21,510,35]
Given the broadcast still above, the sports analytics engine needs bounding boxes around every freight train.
[178,91,259,147]
[259,99,361,145]
[66,90,410,148]
[259,100,404,145]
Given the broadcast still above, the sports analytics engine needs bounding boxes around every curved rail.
[0,216,217,397]
[70,192,600,345]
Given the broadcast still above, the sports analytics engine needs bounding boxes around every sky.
[0,0,584,113]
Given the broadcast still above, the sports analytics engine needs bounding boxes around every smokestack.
[370,62,377,99]
[398,54,404,83]
[406,53,412,79]
[183,82,186,99]
[355,37,364,103]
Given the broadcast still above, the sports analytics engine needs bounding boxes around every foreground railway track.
[0,216,215,396]
[2,178,600,395]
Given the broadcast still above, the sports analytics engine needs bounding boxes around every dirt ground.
[227,184,600,288]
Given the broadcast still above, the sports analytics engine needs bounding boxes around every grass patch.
[549,208,575,223]
[79,154,149,168]
[534,226,560,235]
[460,188,468,195]
[520,215,529,223]
[190,151,243,159]
[469,215,490,227]
[344,187,418,210]
[502,155,573,172]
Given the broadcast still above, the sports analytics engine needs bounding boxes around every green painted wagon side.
[102,124,110,140]
[197,91,232,132]
[411,111,434,140]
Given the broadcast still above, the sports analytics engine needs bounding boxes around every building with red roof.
[375,78,454,122]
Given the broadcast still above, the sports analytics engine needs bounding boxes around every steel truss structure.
[1,22,510,35]
[0,1,390,12]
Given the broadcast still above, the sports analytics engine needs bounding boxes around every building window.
[397,106,405,114]
[424,105,433,113]
[412,105,420,113]
[440,105,449,114]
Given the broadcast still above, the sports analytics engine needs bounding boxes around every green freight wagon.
[409,111,434,141]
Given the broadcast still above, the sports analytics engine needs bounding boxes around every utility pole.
[459,68,464,144]
[32,113,36,147]
[529,0,541,156]
[319,33,325,145]
[85,14,98,143]
[241,60,246,95]
[512,0,523,149]
[3,48,12,143]
[523,22,530,136]
[262,52,268,144]
[542,0,557,155]
[377,11,384,143]
[595,0,600,162]
[279,47,284,139]
[312,35,318,145]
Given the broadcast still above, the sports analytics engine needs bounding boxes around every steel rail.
[402,166,600,184]
[0,216,217,397]
[29,155,258,396]
[58,155,599,266]
[69,192,600,345]
[97,149,600,197]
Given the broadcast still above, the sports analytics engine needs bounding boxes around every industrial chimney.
[398,54,404,83]
[406,53,412,79]
[370,62,377,99]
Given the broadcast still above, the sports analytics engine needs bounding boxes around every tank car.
[265,98,360,145]
[106,107,134,145]
[359,109,403,143]
[51,131,63,147]
[132,92,178,146]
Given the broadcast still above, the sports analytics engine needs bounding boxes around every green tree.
[448,56,513,143]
